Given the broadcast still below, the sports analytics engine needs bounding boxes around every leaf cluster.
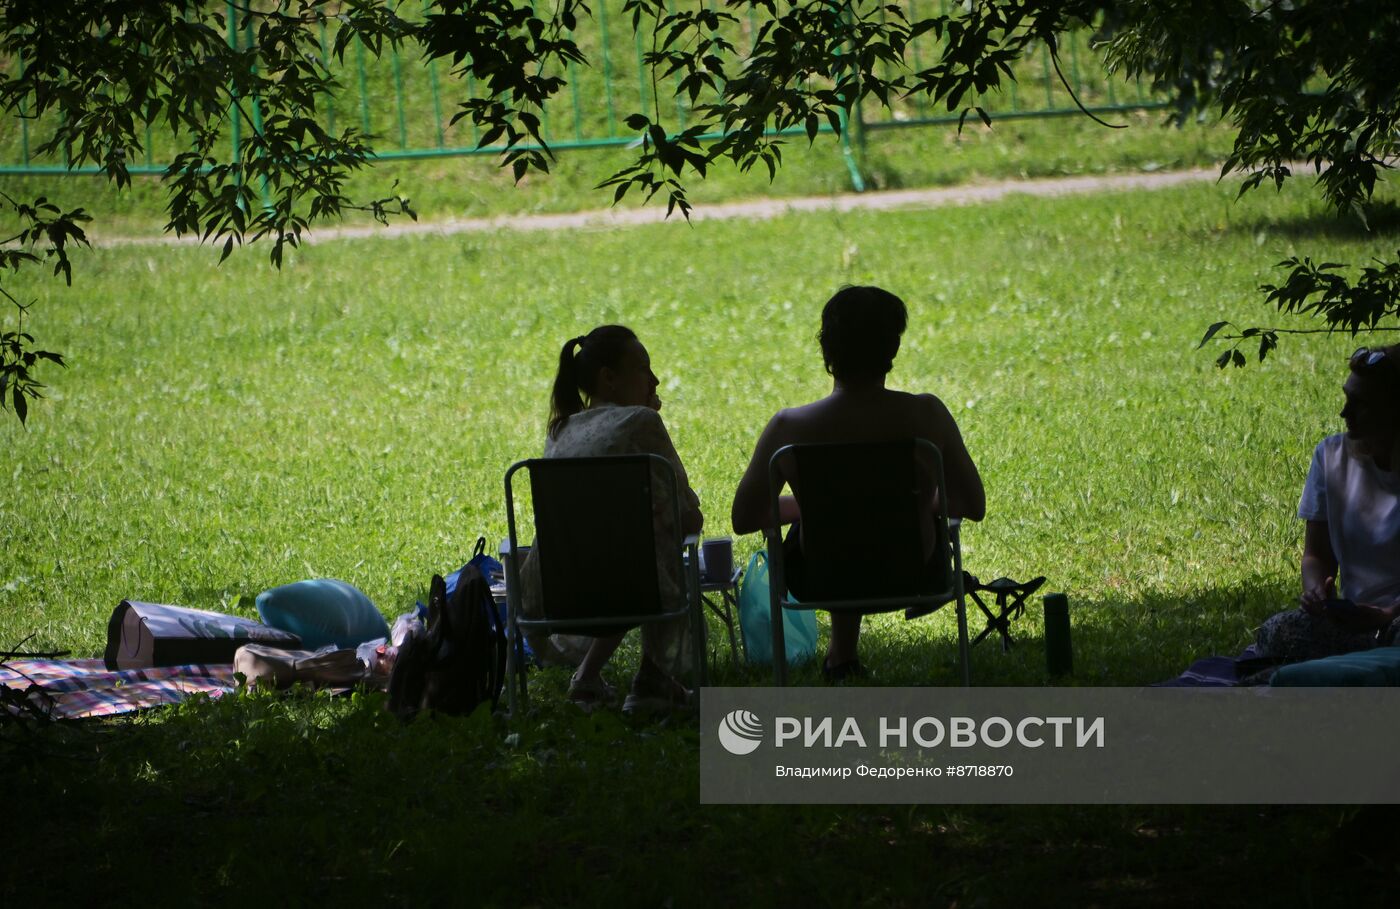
[0,0,421,424]
[1098,0,1400,364]
[422,0,593,182]
[0,193,84,425]
[598,0,1098,217]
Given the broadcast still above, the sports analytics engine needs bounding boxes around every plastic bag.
[738,549,819,665]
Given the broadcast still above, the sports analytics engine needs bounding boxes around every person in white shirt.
[1256,344,1400,662]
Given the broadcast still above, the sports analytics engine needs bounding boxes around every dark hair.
[548,324,639,438]
[1350,343,1400,383]
[818,285,908,382]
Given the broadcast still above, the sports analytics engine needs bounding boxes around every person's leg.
[569,634,624,706]
[574,633,624,681]
[639,615,690,679]
[825,613,862,672]
[627,619,693,713]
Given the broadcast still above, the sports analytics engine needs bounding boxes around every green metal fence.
[0,2,1165,191]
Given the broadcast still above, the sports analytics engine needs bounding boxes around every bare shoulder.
[759,405,798,442]
[911,391,952,415]
[909,392,961,440]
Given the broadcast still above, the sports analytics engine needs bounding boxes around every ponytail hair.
[548,324,639,438]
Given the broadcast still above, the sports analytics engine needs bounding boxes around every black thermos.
[1043,592,1072,677]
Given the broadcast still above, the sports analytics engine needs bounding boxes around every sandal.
[822,658,867,683]
[622,659,693,715]
[566,673,617,710]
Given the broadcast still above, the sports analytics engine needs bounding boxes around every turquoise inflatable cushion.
[255,579,388,650]
[1271,646,1400,687]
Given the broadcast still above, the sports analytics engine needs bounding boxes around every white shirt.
[1298,433,1400,606]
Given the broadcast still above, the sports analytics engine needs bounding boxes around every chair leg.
[504,621,519,716]
[949,521,970,686]
[503,551,528,714]
[683,537,706,688]
[766,552,788,687]
[956,591,971,687]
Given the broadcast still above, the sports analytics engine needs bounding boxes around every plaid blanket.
[1154,645,1280,687]
[1,658,237,719]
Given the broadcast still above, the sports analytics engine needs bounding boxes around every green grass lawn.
[4,176,1399,905]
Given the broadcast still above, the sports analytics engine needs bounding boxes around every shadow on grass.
[6,686,1393,907]
[12,578,1395,907]
[1232,199,1400,243]
[705,576,1296,689]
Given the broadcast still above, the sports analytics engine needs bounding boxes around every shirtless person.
[731,285,985,679]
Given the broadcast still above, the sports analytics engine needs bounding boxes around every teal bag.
[738,549,819,665]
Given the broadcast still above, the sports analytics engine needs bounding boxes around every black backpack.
[387,553,507,720]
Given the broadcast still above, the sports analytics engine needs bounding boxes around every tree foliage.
[2,0,1398,423]
[1093,0,1400,365]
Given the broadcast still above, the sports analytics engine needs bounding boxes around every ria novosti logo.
[717,709,764,755]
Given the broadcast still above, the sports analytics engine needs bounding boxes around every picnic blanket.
[1154,645,1281,687]
[1,658,237,719]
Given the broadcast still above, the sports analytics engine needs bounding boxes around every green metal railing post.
[243,13,272,210]
[391,48,409,148]
[422,1,445,146]
[597,1,619,135]
[837,7,867,192]
[355,37,373,135]
[319,21,338,135]
[17,51,30,165]
[225,2,243,207]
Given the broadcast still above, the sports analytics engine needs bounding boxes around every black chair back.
[780,439,951,602]
[526,455,666,623]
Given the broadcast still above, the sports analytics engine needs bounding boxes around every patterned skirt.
[1254,609,1400,665]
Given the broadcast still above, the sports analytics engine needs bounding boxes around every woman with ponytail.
[521,325,703,712]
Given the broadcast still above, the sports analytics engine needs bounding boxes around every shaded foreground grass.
[5,177,1400,904]
[6,687,1391,907]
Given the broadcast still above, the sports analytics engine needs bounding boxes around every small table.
[698,568,743,665]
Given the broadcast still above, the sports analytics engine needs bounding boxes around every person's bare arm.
[732,411,792,535]
[921,394,985,521]
[1299,520,1337,615]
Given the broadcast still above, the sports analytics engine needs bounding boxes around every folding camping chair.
[765,438,971,686]
[502,453,704,713]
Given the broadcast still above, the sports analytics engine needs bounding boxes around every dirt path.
[94,166,1224,247]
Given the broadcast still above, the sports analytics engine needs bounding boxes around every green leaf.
[1197,321,1229,349]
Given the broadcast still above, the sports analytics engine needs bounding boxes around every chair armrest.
[499,538,513,557]
[682,533,700,551]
